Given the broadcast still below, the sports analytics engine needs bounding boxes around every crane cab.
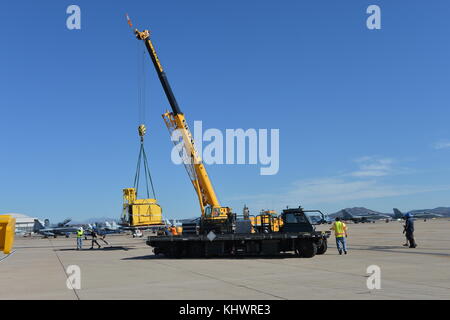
[204,206,231,220]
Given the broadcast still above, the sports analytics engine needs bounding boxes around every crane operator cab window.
[212,208,222,217]
[204,206,223,218]
[205,206,212,218]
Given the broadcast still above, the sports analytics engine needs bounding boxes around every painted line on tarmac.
[49,239,81,300]
[0,250,16,262]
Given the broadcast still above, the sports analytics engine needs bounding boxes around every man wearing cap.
[331,217,348,255]
[76,227,84,250]
[403,213,417,248]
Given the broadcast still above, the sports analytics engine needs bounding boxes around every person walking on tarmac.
[89,228,102,249]
[403,213,417,248]
[76,227,84,250]
[331,217,348,255]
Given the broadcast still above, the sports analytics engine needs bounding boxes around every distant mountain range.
[330,207,450,218]
[330,207,390,218]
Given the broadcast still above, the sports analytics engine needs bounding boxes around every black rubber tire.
[316,238,327,255]
[298,240,317,258]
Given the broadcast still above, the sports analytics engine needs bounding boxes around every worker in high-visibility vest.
[330,217,348,255]
[76,227,84,250]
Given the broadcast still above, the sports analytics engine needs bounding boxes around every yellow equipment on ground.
[122,188,162,227]
[0,215,16,254]
[250,210,284,233]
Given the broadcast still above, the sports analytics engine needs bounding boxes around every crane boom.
[134,28,230,220]
[138,30,182,115]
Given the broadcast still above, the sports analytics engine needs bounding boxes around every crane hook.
[138,124,147,141]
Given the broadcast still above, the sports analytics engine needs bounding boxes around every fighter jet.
[82,221,124,238]
[33,218,79,238]
[341,209,391,223]
[393,208,443,221]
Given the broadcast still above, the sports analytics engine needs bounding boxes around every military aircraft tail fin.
[33,219,45,232]
[393,208,404,219]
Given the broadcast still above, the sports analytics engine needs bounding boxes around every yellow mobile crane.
[131,20,233,234]
[129,18,330,258]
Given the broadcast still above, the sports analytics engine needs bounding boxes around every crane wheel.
[297,239,317,258]
[316,238,327,255]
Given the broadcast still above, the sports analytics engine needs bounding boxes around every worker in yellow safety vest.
[330,217,348,255]
[76,227,84,250]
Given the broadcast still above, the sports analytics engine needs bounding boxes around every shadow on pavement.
[350,245,450,257]
[122,253,315,260]
[57,246,136,251]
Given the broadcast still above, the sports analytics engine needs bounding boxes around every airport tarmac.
[1,219,450,300]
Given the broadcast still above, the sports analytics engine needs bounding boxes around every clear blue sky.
[1,0,449,221]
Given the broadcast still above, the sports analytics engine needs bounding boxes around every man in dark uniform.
[89,228,102,249]
[403,213,417,248]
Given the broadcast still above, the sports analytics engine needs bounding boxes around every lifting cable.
[138,44,146,125]
[133,128,157,199]
[133,43,157,200]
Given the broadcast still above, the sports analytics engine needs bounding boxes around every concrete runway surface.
[1,219,449,300]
